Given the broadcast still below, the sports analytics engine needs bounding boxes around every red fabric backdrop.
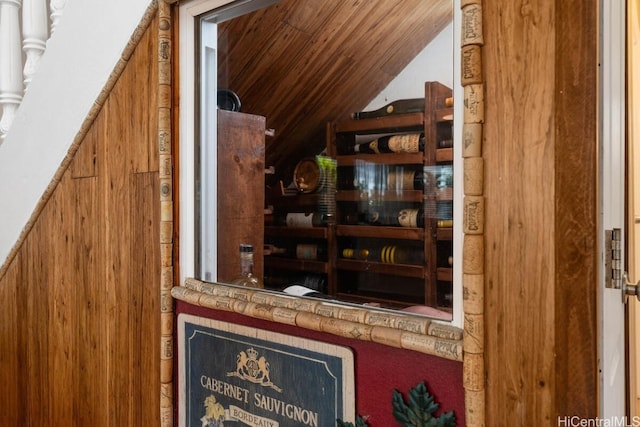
[175,300,465,426]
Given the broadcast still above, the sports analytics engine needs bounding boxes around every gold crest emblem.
[227,348,282,392]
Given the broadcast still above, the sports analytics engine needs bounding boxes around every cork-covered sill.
[171,278,463,362]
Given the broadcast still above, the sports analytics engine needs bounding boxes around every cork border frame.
[161,0,486,425]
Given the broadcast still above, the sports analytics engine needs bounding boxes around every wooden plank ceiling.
[218,0,452,182]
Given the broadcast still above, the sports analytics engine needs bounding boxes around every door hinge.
[605,228,623,289]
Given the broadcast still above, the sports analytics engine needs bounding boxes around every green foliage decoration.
[391,381,456,427]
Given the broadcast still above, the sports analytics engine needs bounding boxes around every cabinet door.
[217,109,266,282]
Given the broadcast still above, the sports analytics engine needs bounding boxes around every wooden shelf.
[436,147,453,162]
[333,112,424,133]
[264,257,329,274]
[437,227,453,240]
[335,224,424,240]
[336,258,425,278]
[264,226,328,239]
[436,107,453,122]
[437,267,453,282]
[335,152,423,166]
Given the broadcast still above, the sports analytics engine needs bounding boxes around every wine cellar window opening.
[185,0,463,325]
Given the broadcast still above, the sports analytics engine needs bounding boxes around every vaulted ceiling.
[218,0,452,182]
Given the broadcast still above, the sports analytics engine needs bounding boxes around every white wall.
[0,0,154,269]
[365,22,453,110]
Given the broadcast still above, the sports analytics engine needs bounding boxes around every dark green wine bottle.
[351,98,425,120]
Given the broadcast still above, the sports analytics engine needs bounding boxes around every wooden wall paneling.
[483,0,556,423]
[0,255,21,426]
[47,175,76,425]
[131,171,161,424]
[23,218,52,424]
[553,0,598,418]
[70,124,98,178]
[71,175,107,427]
[0,11,160,427]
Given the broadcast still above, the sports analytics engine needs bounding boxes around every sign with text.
[177,314,355,427]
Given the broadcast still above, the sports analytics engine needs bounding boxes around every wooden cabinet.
[326,81,453,310]
[217,109,266,283]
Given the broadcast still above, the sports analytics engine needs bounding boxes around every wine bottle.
[365,208,424,227]
[380,245,424,265]
[285,212,331,227]
[387,168,425,191]
[264,243,327,260]
[231,244,263,289]
[339,142,377,155]
[368,133,424,153]
[269,212,331,227]
[295,243,327,260]
[351,98,425,120]
[341,248,373,260]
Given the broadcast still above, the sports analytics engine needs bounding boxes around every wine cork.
[461,44,482,86]
[295,311,323,331]
[160,289,173,312]
[270,295,293,308]
[159,60,171,86]
[465,389,486,427]
[158,83,171,109]
[464,313,484,354]
[228,287,255,302]
[291,297,321,313]
[158,126,171,154]
[464,157,484,195]
[464,84,484,124]
[400,332,463,361]
[160,178,172,201]
[462,3,484,47]
[160,404,173,427]
[461,0,482,7]
[161,312,173,335]
[463,352,485,391]
[371,325,403,348]
[160,200,173,222]
[183,277,201,291]
[272,307,299,326]
[315,303,341,319]
[463,196,484,235]
[161,334,173,359]
[338,307,369,324]
[160,266,173,290]
[321,317,373,341]
[160,382,173,408]
[170,286,202,306]
[463,123,483,157]
[232,299,250,314]
[463,234,484,274]
[365,311,395,328]
[242,301,275,321]
[428,322,464,341]
[159,153,172,177]
[395,315,431,335]
[160,221,173,244]
[160,358,173,383]
[463,274,484,314]
[249,291,270,305]
[160,243,172,267]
